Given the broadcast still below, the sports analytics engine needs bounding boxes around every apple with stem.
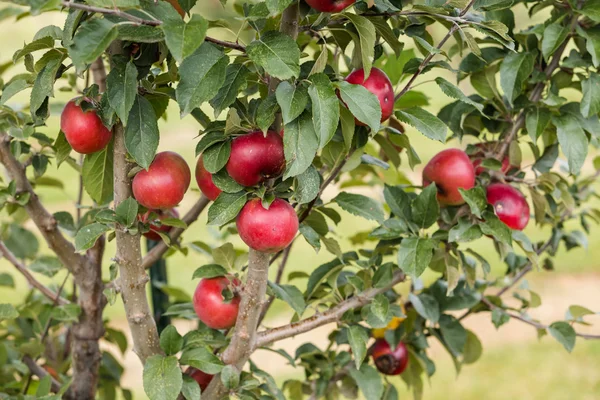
[422,149,476,206]
[226,131,285,187]
[138,208,179,241]
[60,99,112,154]
[193,276,241,330]
[486,183,530,230]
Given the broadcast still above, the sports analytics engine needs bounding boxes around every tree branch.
[255,271,406,348]
[0,241,69,305]
[61,1,246,52]
[257,244,293,324]
[22,355,62,393]
[141,195,210,269]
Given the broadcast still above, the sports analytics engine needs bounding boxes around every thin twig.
[0,241,69,305]
[22,356,62,393]
[257,244,293,325]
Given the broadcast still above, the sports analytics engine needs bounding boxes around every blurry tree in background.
[0,0,599,398]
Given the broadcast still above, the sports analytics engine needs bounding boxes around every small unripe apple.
[236,198,298,253]
[344,67,394,124]
[138,208,179,241]
[60,99,112,154]
[372,303,406,339]
[470,143,516,176]
[422,149,476,206]
[304,0,355,12]
[371,339,409,376]
[185,367,213,391]
[226,131,285,187]
[193,276,241,330]
[132,151,191,210]
[486,183,530,230]
[195,155,221,201]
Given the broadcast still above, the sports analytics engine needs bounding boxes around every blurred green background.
[0,1,599,399]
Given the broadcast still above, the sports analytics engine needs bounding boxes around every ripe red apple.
[422,149,476,206]
[226,130,285,187]
[186,367,213,391]
[486,183,530,230]
[304,0,355,12]
[236,198,298,253]
[470,143,516,176]
[344,67,394,124]
[193,276,241,330]
[132,151,191,210]
[138,208,179,241]
[60,99,112,154]
[371,339,409,376]
[195,155,221,201]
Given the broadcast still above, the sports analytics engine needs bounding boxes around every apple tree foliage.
[0,0,599,399]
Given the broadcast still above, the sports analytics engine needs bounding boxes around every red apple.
[305,0,355,12]
[193,276,241,330]
[422,149,476,206]
[486,183,530,230]
[138,208,179,241]
[470,143,516,176]
[344,67,394,124]
[185,367,213,391]
[195,155,221,201]
[132,151,191,210]
[226,130,285,187]
[371,339,409,376]
[236,198,298,253]
[60,99,112,154]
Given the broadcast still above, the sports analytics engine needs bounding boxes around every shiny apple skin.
[139,208,179,241]
[236,198,299,253]
[193,276,241,330]
[371,339,409,376]
[186,367,213,391]
[486,183,530,230]
[60,99,112,154]
[195,155,222,201]
[422,149,476,206]
[344,67,394,123]
[305,0,355,12]
[132,151,191,210]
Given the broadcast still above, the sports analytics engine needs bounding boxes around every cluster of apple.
[423,147,530,230]
[370,305,410,376]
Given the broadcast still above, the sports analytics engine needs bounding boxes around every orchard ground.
[1,3,599,399]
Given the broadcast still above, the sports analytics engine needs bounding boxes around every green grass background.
[0,2,599,399]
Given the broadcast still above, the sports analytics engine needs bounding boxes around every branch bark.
[23,355,62,393]
[0,241,69,305]
[255,271,406,348]
[141,195,210,269]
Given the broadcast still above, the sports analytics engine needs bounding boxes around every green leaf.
[75,223,110,252]
[370,17,403,58]
[207,191,247,226]
[463,330,483,364]
[30,53,62,114]
[283,112,319,179]
[268,281,305,316]
[246,31,300,80]
[309,74,340,149]
[435,77,484,112]
[295,165,320,204]
[337,81,381,132]
[212,169,245,193]
[106,61,138,125]
[398,237,434,278]
[474,0,513,11]
[479,211,512,244]
[202,141,231,174]
[12,37,54,62]
[439,314,467,356]
[0,78,30,106]
[256,95,279,133]
[220,365,240,390]
[265,0,293,15]
[333,192,385,223]
[125,95,160,170]
[4,225,39,259]
[499,51,535,105]
[299,223,321,252]
[449,218,482,242]
[347,325,368,369]
[176,42,228,117]
[395,107,447,142]
[552,114,588,175]
[581,0,600,22]
[161,14,207,63]
[566,305,596,321]
[179,346,224,374]
[577,25,600,68]
[0,273,15,288]
[115,197,138,227]
[87,0,139,6]
[541,23,569,61]
[212,243,236,269]
[408,293,440,323]
[459,187,487,219]
[209,63,250,117]
[159,325,183,356]
[383,185,412,221]
[340,104,355,151]
[69,18,118,71]
[29,256,62,277]
[181,375,200,400]
[82,141,113,204]
[276,81,308,125]
[525,107,551,141]
[348,364,384,400]
[344,13,376,78]
[192,264,228,279]
[0,304,19,321]
[548,321,576,352]
[143,355,182,400]
[581,73,600,118]
[411,184,439,229]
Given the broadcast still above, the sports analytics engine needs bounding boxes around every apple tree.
[0,0,599,398]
